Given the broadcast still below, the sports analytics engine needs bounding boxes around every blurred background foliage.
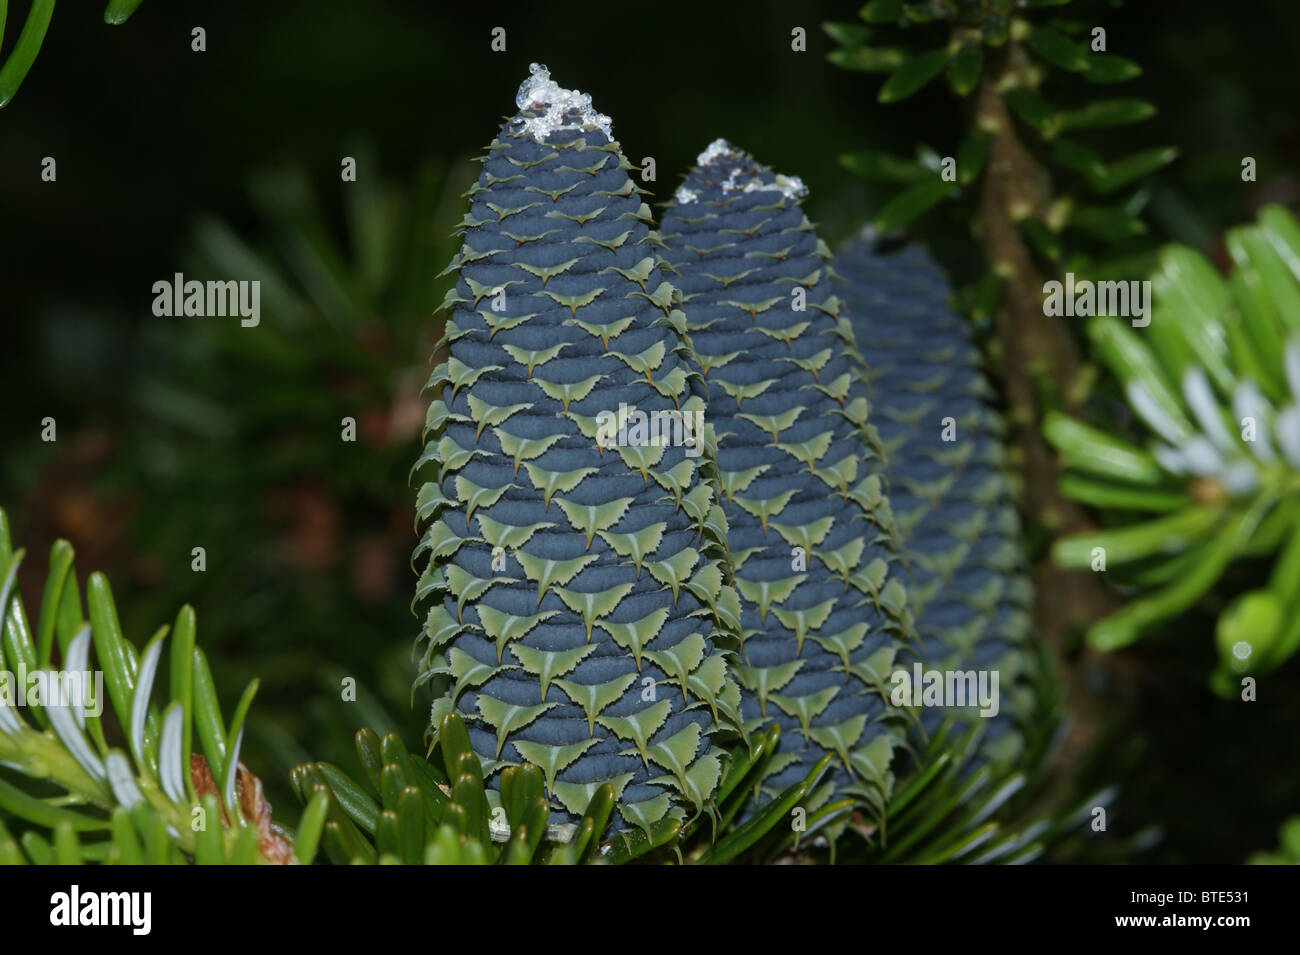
[1,0,1299,862]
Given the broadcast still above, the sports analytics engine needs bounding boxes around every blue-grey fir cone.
[835,234,1034,768]
[414,67,744,836]
[662,141,913,818]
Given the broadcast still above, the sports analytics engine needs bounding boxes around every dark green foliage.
[293,718,853,865]
[0,0,144,109]
[113,152,465,800]
[414,70,743,836]
[826,0,1174,282]
[1248,817,1300,865]
[0,507,306,864]
[661,142,911,821]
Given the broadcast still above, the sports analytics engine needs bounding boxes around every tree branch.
[974,44,1135,785]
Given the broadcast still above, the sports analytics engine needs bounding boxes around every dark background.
[1,0,1298,862]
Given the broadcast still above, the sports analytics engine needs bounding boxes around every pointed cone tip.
[673,139,808,206]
